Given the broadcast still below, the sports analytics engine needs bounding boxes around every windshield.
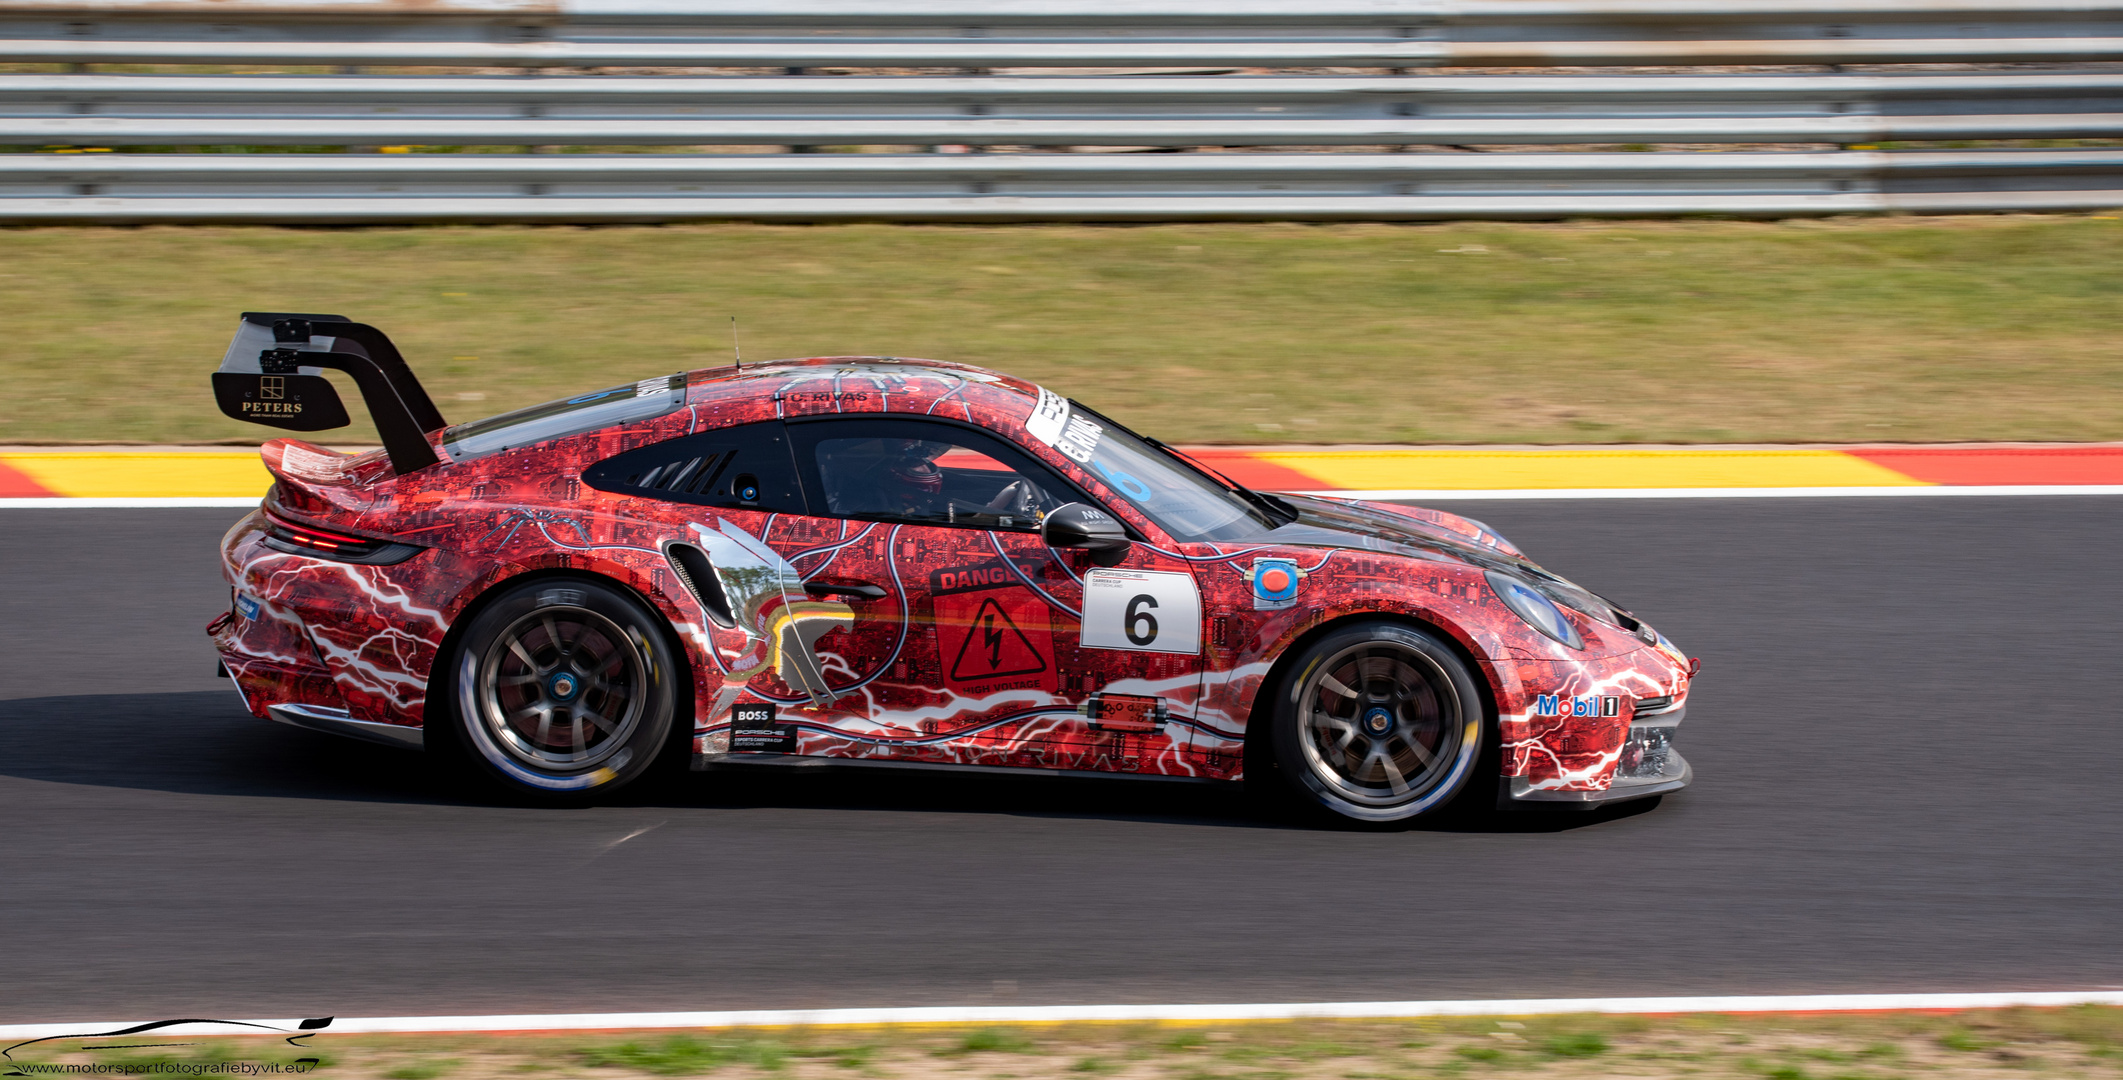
[442,375,686,461]
[1025,391,1273,543]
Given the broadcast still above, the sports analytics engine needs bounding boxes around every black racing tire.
[1265,620,1487,825]
[438,576,678,801]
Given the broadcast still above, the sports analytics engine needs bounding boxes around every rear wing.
[211,312,446,475]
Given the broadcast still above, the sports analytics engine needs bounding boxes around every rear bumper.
[211,508,445,741]
[1506,704,1692,807]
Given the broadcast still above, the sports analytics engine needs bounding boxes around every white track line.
[0,497,264,508]
[1307,485,2123,500]
[6,486,2123,509]
[7,992,2123,1039]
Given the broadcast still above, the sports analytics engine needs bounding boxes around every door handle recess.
[802,580,888,601]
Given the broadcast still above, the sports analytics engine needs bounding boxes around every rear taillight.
[261,511,423,566]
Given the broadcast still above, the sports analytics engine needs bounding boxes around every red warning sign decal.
[934,589,1055,695]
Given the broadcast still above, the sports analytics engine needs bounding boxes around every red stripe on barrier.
[1175,449,1329,491]
[0,460,56,497]
[1845,446,2123,486]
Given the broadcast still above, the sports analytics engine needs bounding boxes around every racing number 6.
[1124,594,1158,646]
[1079,568,1200,655]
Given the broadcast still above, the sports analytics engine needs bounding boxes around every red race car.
[208,313,1696,823]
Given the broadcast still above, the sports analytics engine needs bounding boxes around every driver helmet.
[885,439,948,496]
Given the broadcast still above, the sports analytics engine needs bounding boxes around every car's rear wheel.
[444,576,676,799]
[1267,620,1485,824]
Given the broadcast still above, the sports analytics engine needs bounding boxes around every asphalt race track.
[3,499,2120,1023]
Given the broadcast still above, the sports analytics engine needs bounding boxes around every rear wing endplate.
[212,312,446,475]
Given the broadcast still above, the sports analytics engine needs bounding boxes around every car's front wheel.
[443,576,677,799]
[1266,620,1486,824]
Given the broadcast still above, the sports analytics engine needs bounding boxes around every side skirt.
[266,703,425,750]
[694,752,1232,786]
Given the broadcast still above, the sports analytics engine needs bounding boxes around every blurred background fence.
[2,0,2121,220]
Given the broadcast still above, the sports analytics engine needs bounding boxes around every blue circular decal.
[1094,461,1154,502]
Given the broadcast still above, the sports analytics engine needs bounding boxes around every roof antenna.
[729,315,742,372]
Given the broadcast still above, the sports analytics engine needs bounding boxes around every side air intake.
[665,542,735,628]
[628,451,735,498]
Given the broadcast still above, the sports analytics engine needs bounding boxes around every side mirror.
[1042,502,1130,559]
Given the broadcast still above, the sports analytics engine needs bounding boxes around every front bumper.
[1506,703,1692,807]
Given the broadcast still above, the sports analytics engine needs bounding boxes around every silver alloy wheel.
[472,604,646,771]
[1295,641,1465,809]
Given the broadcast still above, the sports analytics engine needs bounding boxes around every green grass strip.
[2,216,2119,446]
[7,1008,2122,1079]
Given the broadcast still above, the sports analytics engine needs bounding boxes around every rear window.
[441,375,686,461]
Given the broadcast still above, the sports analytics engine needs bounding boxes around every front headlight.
[1485,570,1584,650]
[1654,630,1691,670]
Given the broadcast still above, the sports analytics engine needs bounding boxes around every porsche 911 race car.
[208,312,1696,823]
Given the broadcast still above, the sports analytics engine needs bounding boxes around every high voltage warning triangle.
[949,597,1048,682]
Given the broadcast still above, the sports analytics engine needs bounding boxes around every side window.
[581,420,806,513]
[791,418,1071,531]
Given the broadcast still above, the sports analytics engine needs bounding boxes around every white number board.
[1080,568,1201,654]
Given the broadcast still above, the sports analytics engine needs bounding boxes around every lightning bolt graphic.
[982,612,1005,669]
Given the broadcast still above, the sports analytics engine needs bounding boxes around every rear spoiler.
[211,312,446,476]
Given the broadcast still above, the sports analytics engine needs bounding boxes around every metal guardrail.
[6,150,2118,221]
[7,37,2123,68]
[4,0,2123,68]
[2,1,2121,219]
[5,72,2123,146]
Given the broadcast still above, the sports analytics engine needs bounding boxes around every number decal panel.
[1081,568,1202,654]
